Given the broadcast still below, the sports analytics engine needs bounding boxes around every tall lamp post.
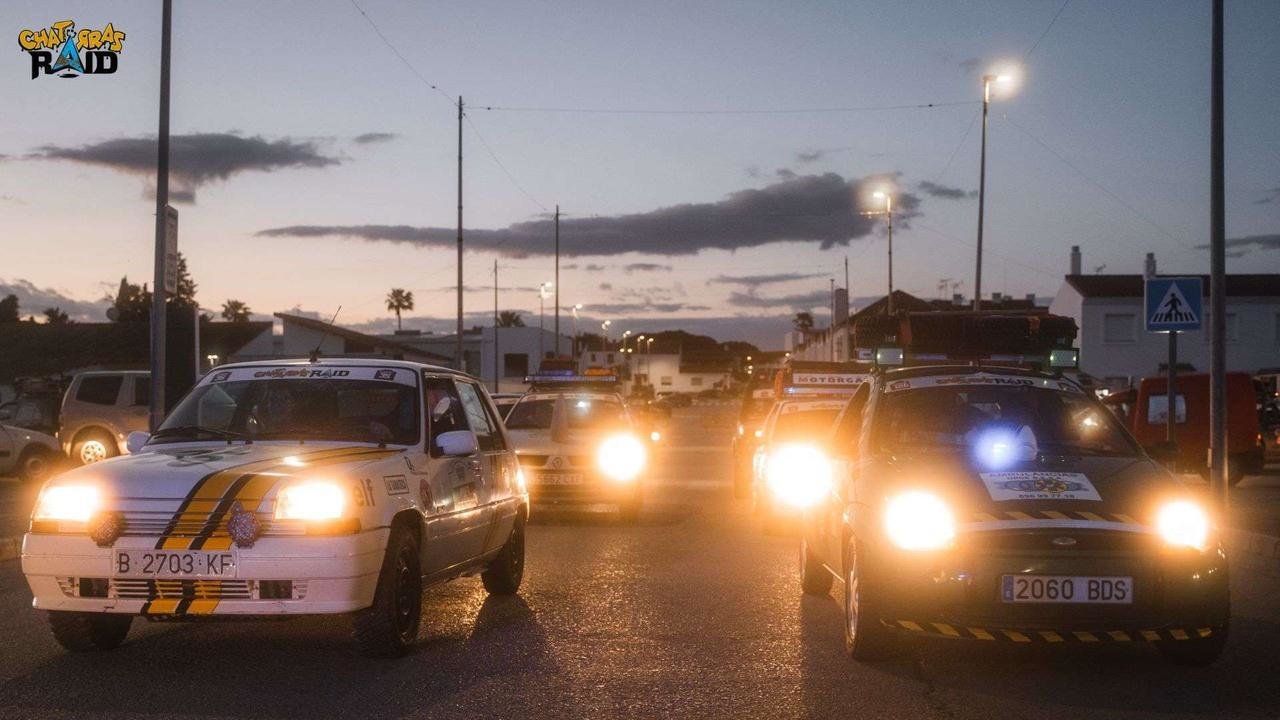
[974,71,1015,311]
[538,281,553,361]
[571,303,583,362]
[870,190,895,314]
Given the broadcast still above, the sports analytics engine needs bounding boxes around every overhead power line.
[463,114,549,215]
[347,0,457,106]
[474,100,980,116]
[1024,0,1073,59]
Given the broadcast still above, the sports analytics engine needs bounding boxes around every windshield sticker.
[198,366,418,387]
[751,389,775,399]
[884,375,1083,394]
[780,400,847,414]
[792,372,866,386]
[980,471,1102,502]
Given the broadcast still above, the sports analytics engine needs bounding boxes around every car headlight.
[597,434,646,482]
[884,491,955,551]
[32,485,100,522]
[1156,500,1209,551]
[274,481,346,520]
[764,443,832,508]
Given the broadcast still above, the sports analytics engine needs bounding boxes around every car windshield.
[873,380,1137,457]
[156,378,420,445]
[505,396,626,431]
[773,408,843,440]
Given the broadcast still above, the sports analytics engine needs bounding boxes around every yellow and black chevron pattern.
[968,509,1140,524]
[883,619,1216,643]
[140,580,232,616]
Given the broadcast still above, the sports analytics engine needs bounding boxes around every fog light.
[87,511,125,547]
[227,502,263,548]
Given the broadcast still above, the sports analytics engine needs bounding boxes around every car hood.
[47,442,403,500]
[877,452,1183,525]
[1,423,59,449]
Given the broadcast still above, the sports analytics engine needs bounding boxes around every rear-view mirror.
[126,431,150,454]
[436,430,478,457]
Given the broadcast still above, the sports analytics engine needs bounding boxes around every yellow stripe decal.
[1003,630,1031,642]
[1140,630,1161,641]
[1041,510,1070,520]
[1170,629,1189,640]
[1008,511,1036,521]
[146,598,181,615]
[974,512,999,522]
[968,627,995,640]
[1113,513,1138,524]
[1196,627,1213,638]
[1073,631,1099,642]
[900,621,924,632]
[1077,511,1107,522]
[933,623,960,637]
[1038,630,1064,642]
[1108,630,1131,642]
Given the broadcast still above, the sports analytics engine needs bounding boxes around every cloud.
[584,263,607,272]
[710,272,827,287]
[745,165,762,178]
[580,301,702,314]
[24,132,342,203]
[0,278,112,321]
[1253,187,1280,205]
[598,283,614,291]
[256,172,919,257]
[353,132,397,145]
[727,289,832,311]
[917,180,976,200]
[1196,234,1280,254]
[795,150,824,163]
[623,263,671,274]
[775,168,797,180]
[959,57,982,74]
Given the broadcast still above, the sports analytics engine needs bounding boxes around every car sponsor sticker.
[980,471,1102,502]
[751,389,775,399]
[884,374,1083,393]
[383,474,409,495]
[779,400,847,414]
[792,373,867,386]
[196,365,417,387]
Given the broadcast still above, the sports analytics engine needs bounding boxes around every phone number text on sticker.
[980,471,1101,501]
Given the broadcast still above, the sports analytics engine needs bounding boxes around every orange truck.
[1104,372,1264,484]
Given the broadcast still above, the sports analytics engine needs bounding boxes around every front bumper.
[21,529,389,616]
[526,471,642,506]
[865,529,1230,638]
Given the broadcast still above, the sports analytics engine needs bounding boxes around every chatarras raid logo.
[18,19,125,79]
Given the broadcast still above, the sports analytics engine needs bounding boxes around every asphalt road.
[2,404,1280,720]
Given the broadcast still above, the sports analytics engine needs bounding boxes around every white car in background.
[0,422,62,481]
[23,359,528,657]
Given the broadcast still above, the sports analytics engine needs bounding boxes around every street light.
[601,319,612,342]
[974,69,1017,311]
[538,282,553,360]
[571,303,583,362]
[871,189,895,314]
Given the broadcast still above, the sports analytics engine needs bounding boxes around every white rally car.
[22,359,527,657]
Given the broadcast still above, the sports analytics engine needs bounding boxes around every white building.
[580,341,733,394]
[383,325,570,393]
[230,313,449,365]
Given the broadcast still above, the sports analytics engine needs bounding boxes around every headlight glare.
[884,491,955,551]
[764,443,832,508]
[597,434,646,482]
[274,481,346,520]
[32,485,100,522]
[1156,500,1209,551]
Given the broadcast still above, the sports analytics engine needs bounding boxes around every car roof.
[208,357,472,379]
[878,364,1062,382]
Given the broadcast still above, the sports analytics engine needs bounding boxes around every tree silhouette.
[43,307,71,325]
[221,299,252,322]
[792,311,815,333]
[385,288,414,331]
[497,310,525,327]
[0,294,19,323]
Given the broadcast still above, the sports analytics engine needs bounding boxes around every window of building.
[76,375,124,406]
[606,353,615,365]
[690,376,704,387]
[503,353,529,378]
[660,376,673,386]
[1202,313,1239,343]
[1103,313,1135,343]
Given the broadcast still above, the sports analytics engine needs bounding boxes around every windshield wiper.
[1038,442,1133,457]
[152,426,250,442]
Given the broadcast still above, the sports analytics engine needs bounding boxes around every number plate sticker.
[113,550,236,578]
[1001,575,1132,604]
[536,473,584,485]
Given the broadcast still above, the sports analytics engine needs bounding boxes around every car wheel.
[18,447,59,482]
[1158,624,1229,666]
[73,431,116,465]
[46,611,132,652]
[353,524,422,658]
[843,541,893,660]
[481,515,526,595]
[800,537,833,595]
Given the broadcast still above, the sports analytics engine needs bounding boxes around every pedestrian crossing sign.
[1145,277,1203,332]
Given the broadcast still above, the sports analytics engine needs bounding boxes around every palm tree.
[386,288,414,331]
[220,299,252,322]
[792,311,815,333]
[497,310,525,327]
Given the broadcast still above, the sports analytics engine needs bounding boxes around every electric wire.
[474,100,980,115]
[1024,0,1073,60]
[347,0,457,106]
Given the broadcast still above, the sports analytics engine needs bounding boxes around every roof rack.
[774,360,872,397]
[854,312,1079,373]
[524,369,620,392]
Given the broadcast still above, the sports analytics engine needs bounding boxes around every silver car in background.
[58,371,150,465]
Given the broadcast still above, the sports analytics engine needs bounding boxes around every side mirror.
[1148,440,1178,463]
[126,431,151,454]
[435,430,479,457]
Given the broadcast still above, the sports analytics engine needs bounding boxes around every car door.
[820,384,870,570]
[0,425,15,475]
[454,380,513,556]
[419,375,485,574]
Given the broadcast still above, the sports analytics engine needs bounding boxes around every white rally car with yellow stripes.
[22,360,528,657]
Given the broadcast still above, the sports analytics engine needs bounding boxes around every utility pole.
[844,255,849,295]
[148,0,173,432]
[829,278,835,361]
[554,205,561,358]
[1166,330,1178,465]
[493,259,499,393]
[973,76,993,311]
[1209,0,1227,507]
[456,96,465,373]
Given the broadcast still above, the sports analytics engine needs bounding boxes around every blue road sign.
[1145,277,1203,332]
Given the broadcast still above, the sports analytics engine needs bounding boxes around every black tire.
[353,524,422,658]
[1226,456,1247,486]
[1158,625,1229,666]
[46,611,132,651]
[800,537,833,595]
[72,430,117,466]
[481,515,526,595]
[843,541,894,660]
[18,447,59,482]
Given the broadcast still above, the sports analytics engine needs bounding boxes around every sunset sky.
[2,0,1278,348]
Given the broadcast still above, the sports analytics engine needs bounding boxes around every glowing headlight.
[1156,500,1209,551]
[597,434,646,482]
[884,491,955,551]
[274,481,346,520]
[764,443,832,508]
[32,485,100,522]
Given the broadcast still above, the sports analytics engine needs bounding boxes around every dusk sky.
[3,0,1278,348]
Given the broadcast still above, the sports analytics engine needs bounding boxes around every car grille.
[961,528,1155,554]
[518,454,591,469]
[58,578,310,601]
[116,510,304,539]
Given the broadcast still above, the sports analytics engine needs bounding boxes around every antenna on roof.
[309,305,342,363]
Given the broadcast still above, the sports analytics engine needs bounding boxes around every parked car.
[0,395,59,436]
[1103,372,1264,484]
[490,392,524,420]
[58,371,150,465]
[0,422,63,481]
